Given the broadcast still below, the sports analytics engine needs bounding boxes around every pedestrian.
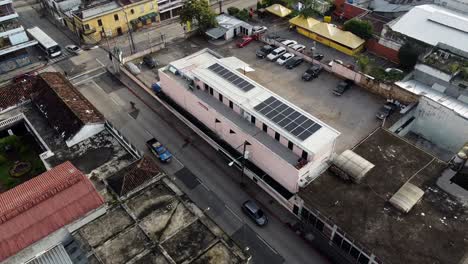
[64,71,68,79]
[130,101,136,110]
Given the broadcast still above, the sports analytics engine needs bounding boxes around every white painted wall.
[160,71,306,193]
[411,96,468,152]
[66,124,105,147]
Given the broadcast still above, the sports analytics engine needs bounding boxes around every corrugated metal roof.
[266,4,291,17]
[389,183,424,213]
[395,79,468,119]
[0,161,104,261]
[26,244,73,264]
[332,150,375,183]
[389,5,468,52]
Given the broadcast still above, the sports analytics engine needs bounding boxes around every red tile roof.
[0,81,36,112]
[0,161,104,261]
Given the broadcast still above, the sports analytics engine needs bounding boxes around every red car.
[237,36,256,48]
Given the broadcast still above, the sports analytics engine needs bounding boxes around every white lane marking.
[225,205,243,223]
[69,66,105,81]
[200,181,211,191]
[111,97,120,106]
[96,58,105,67]
[256,234,279,255]
[143,128,153,137]
[72,69,107,85]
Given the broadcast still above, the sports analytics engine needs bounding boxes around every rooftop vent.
[389,183,424,213]
[330,150,375,184]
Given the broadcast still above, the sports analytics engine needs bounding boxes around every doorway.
[116,27,123,35]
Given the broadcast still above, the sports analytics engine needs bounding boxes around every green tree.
[343,19,373,40]
[227,7,240,16]
[356,55,371,73]
[398,43,421,70]
[180,0,218,33]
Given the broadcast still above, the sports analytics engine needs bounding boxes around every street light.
[228,140,251,187]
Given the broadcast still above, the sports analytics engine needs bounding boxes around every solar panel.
[254,96,322,141]
[207,63,255,92]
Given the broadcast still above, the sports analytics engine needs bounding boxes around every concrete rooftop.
[299,128,468,264]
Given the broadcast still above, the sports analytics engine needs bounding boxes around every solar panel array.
[207,63,255,92]
[254,96,322,141]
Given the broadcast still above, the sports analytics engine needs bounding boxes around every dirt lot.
[136,37,385,152]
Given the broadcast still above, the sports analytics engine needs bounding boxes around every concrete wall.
[66,123,105,147]
[411,96,468,152]
[160,71,306,193]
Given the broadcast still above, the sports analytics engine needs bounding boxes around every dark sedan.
[376,102,397,120]
[256,45,276,59]
[285,57,304,69]
[242,200,268,226]
[333,79,354,96]
[302,64,322,81]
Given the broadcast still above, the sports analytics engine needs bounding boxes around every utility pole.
[123,9,136,54]
[240,140,251,187]
[219,0,223,13]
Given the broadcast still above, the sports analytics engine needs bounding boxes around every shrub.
[235,9,249,21]
[398,43,421,70]
[343,19,373,40]
[227,7,240,16]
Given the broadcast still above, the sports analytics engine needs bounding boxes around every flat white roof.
[390,5,468,52]
[216,14,251,30]
[168,49,340,156]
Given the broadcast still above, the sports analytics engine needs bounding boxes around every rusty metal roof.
[0,161,105,261]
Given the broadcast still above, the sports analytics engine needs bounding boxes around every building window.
[97,19,103,26]
[114,14,119,21]
[229,101,233,109]
[130,9,135,15]
[274,132,280,141]
[140,5,145,13]
[262,123,267,132]
[288,141,293,150]
[150,2,154,9]
[209,87,213,95]
[160,11,171,21]
[250,115,255,124]
[172,6,182,17]
[301,150,308,160]
[218,93,223,102]
[83,24,90,30]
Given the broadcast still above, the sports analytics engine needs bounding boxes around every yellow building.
[289,16,365,56]
[64,0,159,44]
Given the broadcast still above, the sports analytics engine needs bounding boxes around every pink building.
[159,49,340,202]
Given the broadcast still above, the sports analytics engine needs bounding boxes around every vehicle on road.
[313,53,324,61]
[267,47,286,61]
[27,26,62,58]
[242,200,268,226]
[237,36,255,48]
[276,53,294,65]
[65,45,82,55]
[281,39,297,47]
[146,138,172,163]
[126,62,141,75]
[256,45,276,59]
[285,57,304,69]
[376,102,397,120]
[252,25,268,35]
[143,55,157,68]
[291,44,306,53]
[302,64,322,81]
[333,79,353,96]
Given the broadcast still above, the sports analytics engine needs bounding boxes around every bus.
[27,27,62,58]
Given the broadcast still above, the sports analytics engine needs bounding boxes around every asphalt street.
[17,4,331,264]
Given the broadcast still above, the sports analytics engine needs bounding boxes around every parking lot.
[134,36,385,152]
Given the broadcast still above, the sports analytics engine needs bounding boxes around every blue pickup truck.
[146,138,172,163]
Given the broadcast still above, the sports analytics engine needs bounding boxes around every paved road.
[17,5,331,264]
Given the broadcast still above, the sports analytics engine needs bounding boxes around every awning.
[289,16,320,30]
[266,4,292,18]
[206,27,227,39]
[309,23,365,49]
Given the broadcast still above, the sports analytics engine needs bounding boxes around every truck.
[146,138,172,163]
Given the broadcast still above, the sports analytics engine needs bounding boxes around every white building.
[206,14,253,40]
[0,0,37,73]
[159,49,340,204]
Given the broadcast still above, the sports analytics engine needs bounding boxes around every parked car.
[302,64,322,81]
[376,102,397,120]
[267,47,286,61]
[65,45,82,55]
[252,25,268,35]
[143,55,157,68]
[126,62,141,75]
[291,44,306,52]
[313,53,324,61]
[281,39,297,47]
[242,200,268,226]
[333,79,353,96]
[256,45,276,59]
[276,53,294,65]
[237,36,255,48]
[146,138,172,163]
[285,57,304,69]
[385,68,404,74]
